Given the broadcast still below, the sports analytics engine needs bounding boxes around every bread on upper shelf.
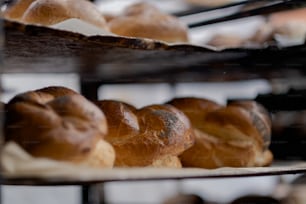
[3,0,109,30]
[94,100,195,167]
[206,8,306,48]
[2,0,35,21]
[3,0,189,43]
[4,86,115,168]
[107,2,189,43]
[167,97,273,169]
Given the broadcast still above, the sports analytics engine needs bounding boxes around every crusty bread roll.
[4,0,109,30]
[4,86,115,168]
[228,100,272,150]
[207,34,245,48]
[268,8,306,28]
[248,23,275,45]
[3,0,36,21]
[94,100,195,167]
[167,97,273,169]
[108,2,189,43]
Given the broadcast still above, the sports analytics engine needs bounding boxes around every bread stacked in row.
[3,86,194,168]
[3,0,189,43]
[2,86,273,169]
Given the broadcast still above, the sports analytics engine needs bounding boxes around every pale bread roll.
[108,2,189,43]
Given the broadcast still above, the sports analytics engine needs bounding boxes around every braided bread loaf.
[95,100,195,167]
[168,97,273,169]
[4,86,115,168]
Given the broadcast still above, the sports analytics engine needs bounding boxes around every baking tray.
[2,162,306,186]
[3,20,306,83]
[1,142,306,186]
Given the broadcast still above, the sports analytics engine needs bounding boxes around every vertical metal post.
[79,77,106,204]
[0,3,4,203]
[80,76,100,101]
[81,184,106,204]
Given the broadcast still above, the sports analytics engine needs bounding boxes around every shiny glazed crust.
[95,100,195,167]
[4,0,109,30]
[3,0,36,21]
[4,86,115,168]
[168,98,273,169]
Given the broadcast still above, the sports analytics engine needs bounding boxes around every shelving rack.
[1,2,306,202]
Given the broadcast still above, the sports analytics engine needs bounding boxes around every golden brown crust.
[95,100,195,167]
[3,0,36,21]
[151,156,182,168]
[168,97,273,168]
[228,101,272,149]
[179,130,257,168]
[6,0,109,30]
[268,8,306,28]
[108,2,189,43]
[22,0,69,25]
[202,106,264,147]
[207,34,245,48]
[5,86,114,168]
[167,97,221,127]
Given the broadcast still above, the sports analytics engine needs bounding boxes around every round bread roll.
[248,23,275,45]
[94,100,195,167]
[268,8,306,28]
[4,86,115,168]
[108,2,189,43]
[6,0,109,30]
[207,34,245,48]
[3,0,36,21]
[167,97,273,169]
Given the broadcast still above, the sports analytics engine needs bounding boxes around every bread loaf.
[95,100,195,167]
[108,2,189,43]
[167,97,273,169]
[207,34,245,48]
[268,8,306,28]
[4,0,109,30]
[3,0,36,21]
[4,86,115,168]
